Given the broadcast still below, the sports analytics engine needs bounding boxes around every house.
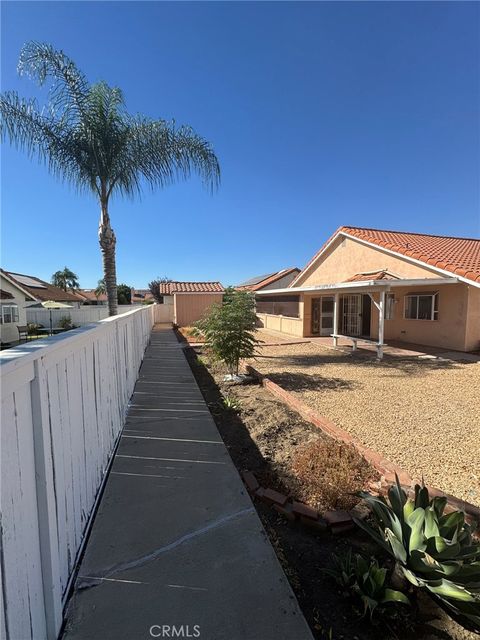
[255,226,480,353]
[155,281,224,326]
[76,289,108,305]
[3,271,83,307]
[131,289,154,305]
[237,267,300,292]
[0,270,36,344]
[237,268,301,318]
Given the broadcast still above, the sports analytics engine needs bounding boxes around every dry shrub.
[289,438,377,511]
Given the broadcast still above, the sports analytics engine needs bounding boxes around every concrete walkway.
[63,326,312,640]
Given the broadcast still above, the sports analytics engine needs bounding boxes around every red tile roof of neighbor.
[291,226,480,286]
[158,282,224,294]
[76,289,107,302]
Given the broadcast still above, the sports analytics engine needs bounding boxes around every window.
[404,293,438,320]
[255,295,300,318]
[384,293,395,320]
[0,304,19,324]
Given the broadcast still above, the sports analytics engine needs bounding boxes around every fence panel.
[153,303,174,323]
[26,305,145,328]
[0,305,155,639]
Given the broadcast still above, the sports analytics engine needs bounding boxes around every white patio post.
[378,290,385,359]
[333,292,340,347]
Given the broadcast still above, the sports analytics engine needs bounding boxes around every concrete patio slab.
[62,326,312,640]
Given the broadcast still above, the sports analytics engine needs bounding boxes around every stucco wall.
[296,236,443,287]
[256,313,304,337]
[465,286,480,352]
[0,275,29,343]
[174,293,223,327]
[369,284,470,351]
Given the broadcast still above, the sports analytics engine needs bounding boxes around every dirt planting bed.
[249,338,480,506]
[184,344,475,640]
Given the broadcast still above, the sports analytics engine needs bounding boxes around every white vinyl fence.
[0,305,155,639]
[26,305,138,328]
[152,301,174,323]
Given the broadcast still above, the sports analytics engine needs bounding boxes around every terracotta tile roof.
[346,270,400,282]
[5,271,81,302]
[159,282,224,294]
[76,289,108,302]
[341,227,480,283]
[0,289,14,299]
[237,268,300,291]
[291,226,480,286]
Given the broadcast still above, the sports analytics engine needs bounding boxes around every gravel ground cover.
[250,334,480,506]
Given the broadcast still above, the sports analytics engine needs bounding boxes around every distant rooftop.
[237,268,300,291]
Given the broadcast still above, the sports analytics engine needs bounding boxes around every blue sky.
[1,1,479,288]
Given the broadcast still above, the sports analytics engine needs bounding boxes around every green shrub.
[58,315,74,330]
[324,548,409,619]
[193,287,258,376]
[354,475,480,632]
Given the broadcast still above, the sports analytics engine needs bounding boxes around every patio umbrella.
[41,300,73,335]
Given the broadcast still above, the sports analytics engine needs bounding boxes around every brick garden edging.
[241,471,358,535]
[244,364,480,523]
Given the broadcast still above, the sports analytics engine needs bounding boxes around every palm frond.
[18,41,89,126]
[117,117,220,198]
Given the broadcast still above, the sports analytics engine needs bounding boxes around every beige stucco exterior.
[0,274,31,344]
[368,284,473,352]
[256,312,304,337]
[296,235,443,286]
[257,235,480,352]
[174,293,224,327]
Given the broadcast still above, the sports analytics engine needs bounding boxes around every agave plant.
[354,475,480,631]
[222,395,241,412]
[324,548,410,619]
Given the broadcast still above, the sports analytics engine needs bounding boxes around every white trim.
[290,231,480,289]
[255,277,458,296]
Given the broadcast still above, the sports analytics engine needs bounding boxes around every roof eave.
[256,277,459,295]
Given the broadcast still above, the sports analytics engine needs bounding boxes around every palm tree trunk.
[98,198,118,316]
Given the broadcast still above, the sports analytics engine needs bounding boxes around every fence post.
[30,357,63,639]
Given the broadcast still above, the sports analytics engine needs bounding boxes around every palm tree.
[51,266,80,291]
[94,278,106,300]
[1,42,220,315]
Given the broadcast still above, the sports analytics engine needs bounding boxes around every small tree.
[194,287,258,377]
[51,266,79,291]
[148,276,172,303]
[95,278,106,299]
[117,284,132,305]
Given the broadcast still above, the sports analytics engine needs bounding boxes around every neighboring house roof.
[0,289,14,299]
[237,268,300,291]
[159,282,224,294]
[290,226,480,287]
[238,272,278,288]
[131,289,154,303]
[3,270,81,302]
[345,270,400,282]
[76,289,107,302]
